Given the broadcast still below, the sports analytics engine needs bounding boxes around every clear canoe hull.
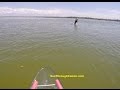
[30,67,63,89]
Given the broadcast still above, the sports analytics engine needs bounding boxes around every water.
[0,16,120,89]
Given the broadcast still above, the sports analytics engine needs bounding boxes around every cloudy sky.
[0,2,120,19]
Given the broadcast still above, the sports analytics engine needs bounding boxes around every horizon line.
[0,16,120,22]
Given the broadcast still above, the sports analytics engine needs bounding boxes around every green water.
[0,17,120,88]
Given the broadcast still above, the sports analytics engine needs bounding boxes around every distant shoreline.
[0,16,120,22]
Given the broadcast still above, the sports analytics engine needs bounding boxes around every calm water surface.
[0,17,120,88]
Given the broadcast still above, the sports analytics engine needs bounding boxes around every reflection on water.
[74,24,78,30]
[0,17,120,88]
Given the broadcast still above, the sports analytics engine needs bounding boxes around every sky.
[0,2,120,19]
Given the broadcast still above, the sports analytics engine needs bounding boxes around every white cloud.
[0,7,62,16]
[0,7,120,19]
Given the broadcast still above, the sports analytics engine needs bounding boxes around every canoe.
[30,67,63,89]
